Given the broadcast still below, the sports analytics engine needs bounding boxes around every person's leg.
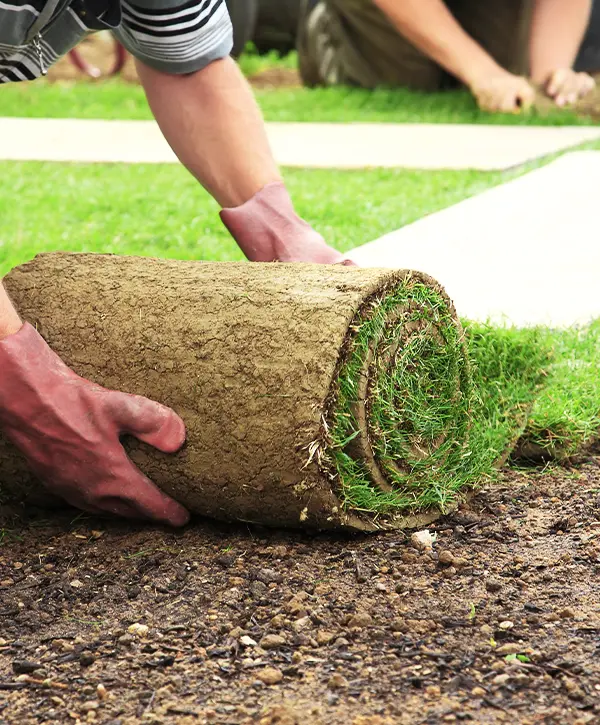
[297,0,443,89]
[576,0,600,72]
[449,0,533,78]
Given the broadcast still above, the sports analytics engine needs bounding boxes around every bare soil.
[46,34,302,89]
[1,451,599,725]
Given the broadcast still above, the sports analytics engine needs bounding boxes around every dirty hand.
[0,323,189,526]
[220,182,356,265]
[470,70,535,113]
[544,68,595,107]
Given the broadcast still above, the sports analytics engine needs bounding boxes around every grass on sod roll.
[329,280,471,514]
[331,302,554,515]
[331,316,600,517]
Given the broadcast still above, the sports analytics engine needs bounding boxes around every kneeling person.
[298,0,598,112]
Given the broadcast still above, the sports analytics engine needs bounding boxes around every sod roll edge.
[1,253,478,531]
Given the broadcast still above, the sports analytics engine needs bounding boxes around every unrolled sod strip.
[1,254,474,531]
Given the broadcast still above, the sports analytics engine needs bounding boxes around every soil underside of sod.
[0,451,599,725]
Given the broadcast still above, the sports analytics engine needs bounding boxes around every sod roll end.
[1,254,476,530]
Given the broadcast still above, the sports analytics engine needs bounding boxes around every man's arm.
[372,0,498,89]
[529,0,595,105]
[138,56,280,209]
[0,282,22,339]
[371,0,534,112]
[137,57,351,264]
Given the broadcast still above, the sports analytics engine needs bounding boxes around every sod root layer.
[1,253,476,531]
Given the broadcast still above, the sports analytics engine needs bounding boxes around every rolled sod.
[1,253,479,531]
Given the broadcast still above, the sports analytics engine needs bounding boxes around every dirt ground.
[47,35,301,89]
[1,448,599,725]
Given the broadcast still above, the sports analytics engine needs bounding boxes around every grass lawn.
[0,161,530,276]
[0,76,591,125]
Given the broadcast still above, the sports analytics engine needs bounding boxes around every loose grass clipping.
[0,253,493,531]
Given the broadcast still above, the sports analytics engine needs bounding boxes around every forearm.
[372,0,502,86]
[0,282,22,339]
[137,57,281,208]
[529,0,593,82]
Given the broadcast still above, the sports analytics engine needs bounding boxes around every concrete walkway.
[347,151,600,327]
[1,117,600,170]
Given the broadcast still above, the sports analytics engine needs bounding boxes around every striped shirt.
[0,0,233,83]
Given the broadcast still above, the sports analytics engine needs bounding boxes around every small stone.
[240,635,257,647]
[292,617,311,633]
[559,607,576,619]
[438,551,455,566]
[81,701,99,712]
[316,630,335,646]
[410,530,435,551]
[256,568,284,585]
[471,687,486,697]
[495,643,522,656]
[259,634,286,649]
[12,660,42,675]
[425,685,441,697]
[256,667,283,685]
[70,579,84,589]
[485,579,503,593]
[348,611,373,629]
[269,614,286,628]
[249,581,268,598]
[128,623,149,638]
[563,677,585,700]
[493,674,510,686]
[127,586,141,600]
[498,621,514,630]
[80,652,95,667]
[327,673,349,689]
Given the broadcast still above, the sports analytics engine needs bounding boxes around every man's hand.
[0,323,189,526]
[544,68,596,106]
[221,182,355,265]
[470,70,535,113]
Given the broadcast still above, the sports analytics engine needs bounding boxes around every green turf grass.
[0,160,530,276]
[519,320,600,460]
[0,76,592,126]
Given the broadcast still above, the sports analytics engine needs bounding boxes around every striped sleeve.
[114,0,233,74]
